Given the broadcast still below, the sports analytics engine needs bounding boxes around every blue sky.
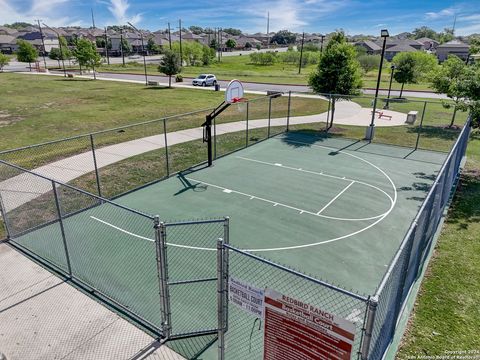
[1,0,479,35]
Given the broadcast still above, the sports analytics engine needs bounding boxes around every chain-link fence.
[366,118,471,360]
[0,91,472,359]
[216,243,371,360]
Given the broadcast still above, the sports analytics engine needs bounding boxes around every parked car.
[192,74,217,87]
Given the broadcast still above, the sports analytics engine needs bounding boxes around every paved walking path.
[0,242,184,360]
[0,104,407,213]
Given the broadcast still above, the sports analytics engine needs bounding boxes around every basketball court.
[13,129,447,339]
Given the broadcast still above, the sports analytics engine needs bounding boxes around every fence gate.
[156,218,228,344]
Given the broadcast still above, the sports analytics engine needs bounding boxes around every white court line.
[316,181,355,215]
[90,216,216,251]
[236,156,393,204]
[89,139,399,253]
[185,176,385,221]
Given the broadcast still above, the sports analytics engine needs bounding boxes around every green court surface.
[14,131,447,351]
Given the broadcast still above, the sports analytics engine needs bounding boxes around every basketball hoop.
[226,80,247,112]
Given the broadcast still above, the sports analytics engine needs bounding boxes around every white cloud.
[241,0,347,33]
[107,0,142,25]
[0,0,82,27]
[425,7,456,20]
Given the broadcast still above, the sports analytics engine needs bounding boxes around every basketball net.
[232,97,247,113]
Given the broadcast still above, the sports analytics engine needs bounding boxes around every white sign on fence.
[228,276,265,318]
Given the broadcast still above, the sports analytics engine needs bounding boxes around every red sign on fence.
[263,289,356,360]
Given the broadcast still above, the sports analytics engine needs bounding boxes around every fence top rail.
[374,117,471,296]
[224,243,369,302]
[163,218,226,227]
[0,159,155,220]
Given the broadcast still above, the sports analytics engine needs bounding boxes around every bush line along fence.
[0,90,471,359]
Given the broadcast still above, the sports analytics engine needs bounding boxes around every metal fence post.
[360,296,378,360]
[286,91,291,132]
[325,95,331,130]
[415,101,427,150]
[217,238,226,360]
[223,217,230,332]
[52,180,72,276]
[163,119,170,177]
[245,102,250,148]
[214,117,217,160]
[0,191,12,240]
[267,96,272,138]
[89,134,102,198]
[154,217,172,338]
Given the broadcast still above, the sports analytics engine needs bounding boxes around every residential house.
[379,38,424,50]
[0,34,17,53]
[16,31,59,54]
[355,40,381,54]
[416,37,439,51]
[436,40,470,62]
[384,43,417,61]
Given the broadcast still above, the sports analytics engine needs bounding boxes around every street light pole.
[42,23,66,77]
[128,22,148,85]
[120,28,125,66]
[36,20,47,69]
[366,29,389,141]
[104,27,110,65]
[320,35,325,54]
[298,31,305,74]
[384,64,396,109]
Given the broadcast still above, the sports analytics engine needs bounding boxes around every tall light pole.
[298,32,305,74]
[167,22,172,50]
[320,34,325,54]
[179,19,183,64]
[36,20,47,69]
[104,27,110,65]
[127,22,148,85]
[120,28,125,66]
[42,23,66,77]
[366,29,389,141]
[384,64,396,109]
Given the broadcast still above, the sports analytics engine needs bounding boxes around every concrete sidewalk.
[0,243,184,360]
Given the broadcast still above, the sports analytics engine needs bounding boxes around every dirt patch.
[0,111,25,127]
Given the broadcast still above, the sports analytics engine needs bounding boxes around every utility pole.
[267,12,270,48]
[90,8,97,79]
[36,20,47,69]
[320,34,325,54]
[91,8,96,28]
[120,28,125,66]
[219,28,222,61]
[104,27,110,64]
[298,31,305,74]
[42,23,66,77]
[168,22,172,49]
[179,19,183,64]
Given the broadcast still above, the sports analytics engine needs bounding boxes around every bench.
[405,111,418,124]
[147,80,160,86]
[67,73,74,78]
[371,110,392,120]
[267,90,283,98]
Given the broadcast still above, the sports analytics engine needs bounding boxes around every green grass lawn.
[397,132,480,356]
[63,54,433,91]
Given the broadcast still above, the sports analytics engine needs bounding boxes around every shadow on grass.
[407,125,461,142]
[445,169,480,230]
[142,86,171,91]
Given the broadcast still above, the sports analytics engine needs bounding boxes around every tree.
[409,51,438,80]
[222,28,242,36]
[73,38,101,79]
[357,54,381,73]
[188,26,204,35]
[0,53,9,72]
[16,40,38,71]
[430,55,470,127]
[413,26,438,40]
[209,38,218,49]
[392,52,417,98]
[147,37,161,54]
[158,50,181,88]
[270,30,296,45]
[225,39,236,51]
[308,32,362,128]
[466,37,480,64]
[464,63,480,127]
[49,36,71,67]
[439,28,454,44]
[245,42,252,49]
[120,38,132,54]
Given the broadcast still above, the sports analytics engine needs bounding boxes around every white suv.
[192,74,217,87]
